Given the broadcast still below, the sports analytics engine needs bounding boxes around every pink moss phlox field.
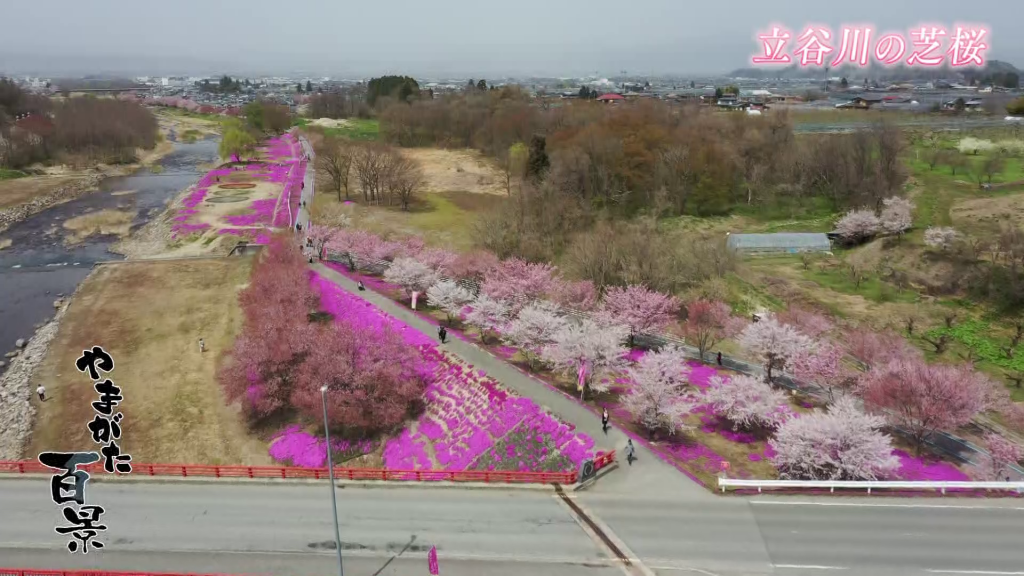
[172,134,303,239]
[269,425,374,468]
[892,449,970,481]
[304,272,596,473]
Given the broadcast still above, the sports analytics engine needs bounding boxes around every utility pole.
[320,385,345,576]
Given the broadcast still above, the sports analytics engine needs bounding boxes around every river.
[0,138,218,363]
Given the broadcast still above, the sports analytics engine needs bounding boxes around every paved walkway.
[295,136,314,230]
[311,262,712,501]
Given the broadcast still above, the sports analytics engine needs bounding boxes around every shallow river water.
[0,138,218,360]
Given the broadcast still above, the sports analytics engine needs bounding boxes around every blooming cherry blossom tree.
[464,294,510,343]
[738,316,812,382]
[973,433,1023,481]
[791,342,855,403]
[449,250,500,283]
[426,280,475,325]
[305,223,341,256]
[683,300,741,361]
[418,247,458,275]
[770,396,900,481]
[845,328,921,369]
[776,308,833,339]
[542,319,629,399]
[502,302,568,370]
[835,209,880,243]
[879,196,914,237]
[549,278,599,312]
[622,347,696,436]
[704,374,791,432]
[383,257,438,296]
[859,358,995,454]
[481,257,557,309]
[924,227,960,252]
[601,285,681,344]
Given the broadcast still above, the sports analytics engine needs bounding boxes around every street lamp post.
[320,385,345,576]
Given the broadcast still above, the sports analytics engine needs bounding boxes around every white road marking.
[750,500,1024,511]
[926,571,1024,575]
[773,565,848,571]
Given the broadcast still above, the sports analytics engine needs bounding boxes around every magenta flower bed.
[892,449,970,481]
[224,198,278,227]
[269,425,374,468]
[172,134,301,239]
[304,272,596,473]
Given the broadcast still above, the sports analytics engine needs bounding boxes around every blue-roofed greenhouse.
[726,233,832,255]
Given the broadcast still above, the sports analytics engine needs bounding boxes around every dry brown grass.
[27,258,270,465]
[62,209,137,245]
[0,176,87,210]
[950,193,1024,237]
[401,148,507,195]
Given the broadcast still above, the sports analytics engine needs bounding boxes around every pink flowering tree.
[973,433,1023,481]
[449,250,500,284]
[383,257,438,297]
[395,236,426,258]
[859,358,994,454]
[418,247,458,275]
[835,209,880,243]
[924,227,960,252]
[770,396,900,481]
[791,342,856,403]
[879,196,914,237]
[306,224,341,255]
[845,329,921,369]
[541,319,630,399]
[464,294,510,343]
[704,374,791,433]
[502,302,567,370]
[426,280,475,325]
[622,347,697,437]
[481,257,557,310]
[549,278,599,312]
[601,284,681,346]
[776,308,833,339]
[738,316,812,383]
[683,300,742,361]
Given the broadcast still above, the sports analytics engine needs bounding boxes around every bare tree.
[316,136,354,201]
[387,154,423,211]
[353,144,390,205]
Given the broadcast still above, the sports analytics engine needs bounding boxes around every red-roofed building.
[596,93,625,103]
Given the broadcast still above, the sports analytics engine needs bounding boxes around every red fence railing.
[0,570,233,576]
[0,451,614,484]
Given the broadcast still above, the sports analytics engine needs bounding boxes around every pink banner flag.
[428,545,439,575]
[577,362,588,392]
[411,291,419,310]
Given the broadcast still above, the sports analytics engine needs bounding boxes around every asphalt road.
[2,479,1023,576]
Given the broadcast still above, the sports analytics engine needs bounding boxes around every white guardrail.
[718,477,1024,495]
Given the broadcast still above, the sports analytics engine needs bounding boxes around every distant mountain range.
[727,60,1021,82]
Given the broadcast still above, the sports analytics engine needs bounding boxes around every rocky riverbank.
[0,175,104,233]
[0,296,70,460]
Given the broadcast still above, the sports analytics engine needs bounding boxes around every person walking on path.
[438,325,448,344]
[716,352,723,366]
[626,439,636,466]
[36,385,46,402]
[198,338,205,353]
[601,408,609,434]
[357,281,365,291]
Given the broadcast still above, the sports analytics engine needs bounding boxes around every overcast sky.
[0,0,1017,78]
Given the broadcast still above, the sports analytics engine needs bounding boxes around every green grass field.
[321,118,380,141]
[0,168,28,180]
